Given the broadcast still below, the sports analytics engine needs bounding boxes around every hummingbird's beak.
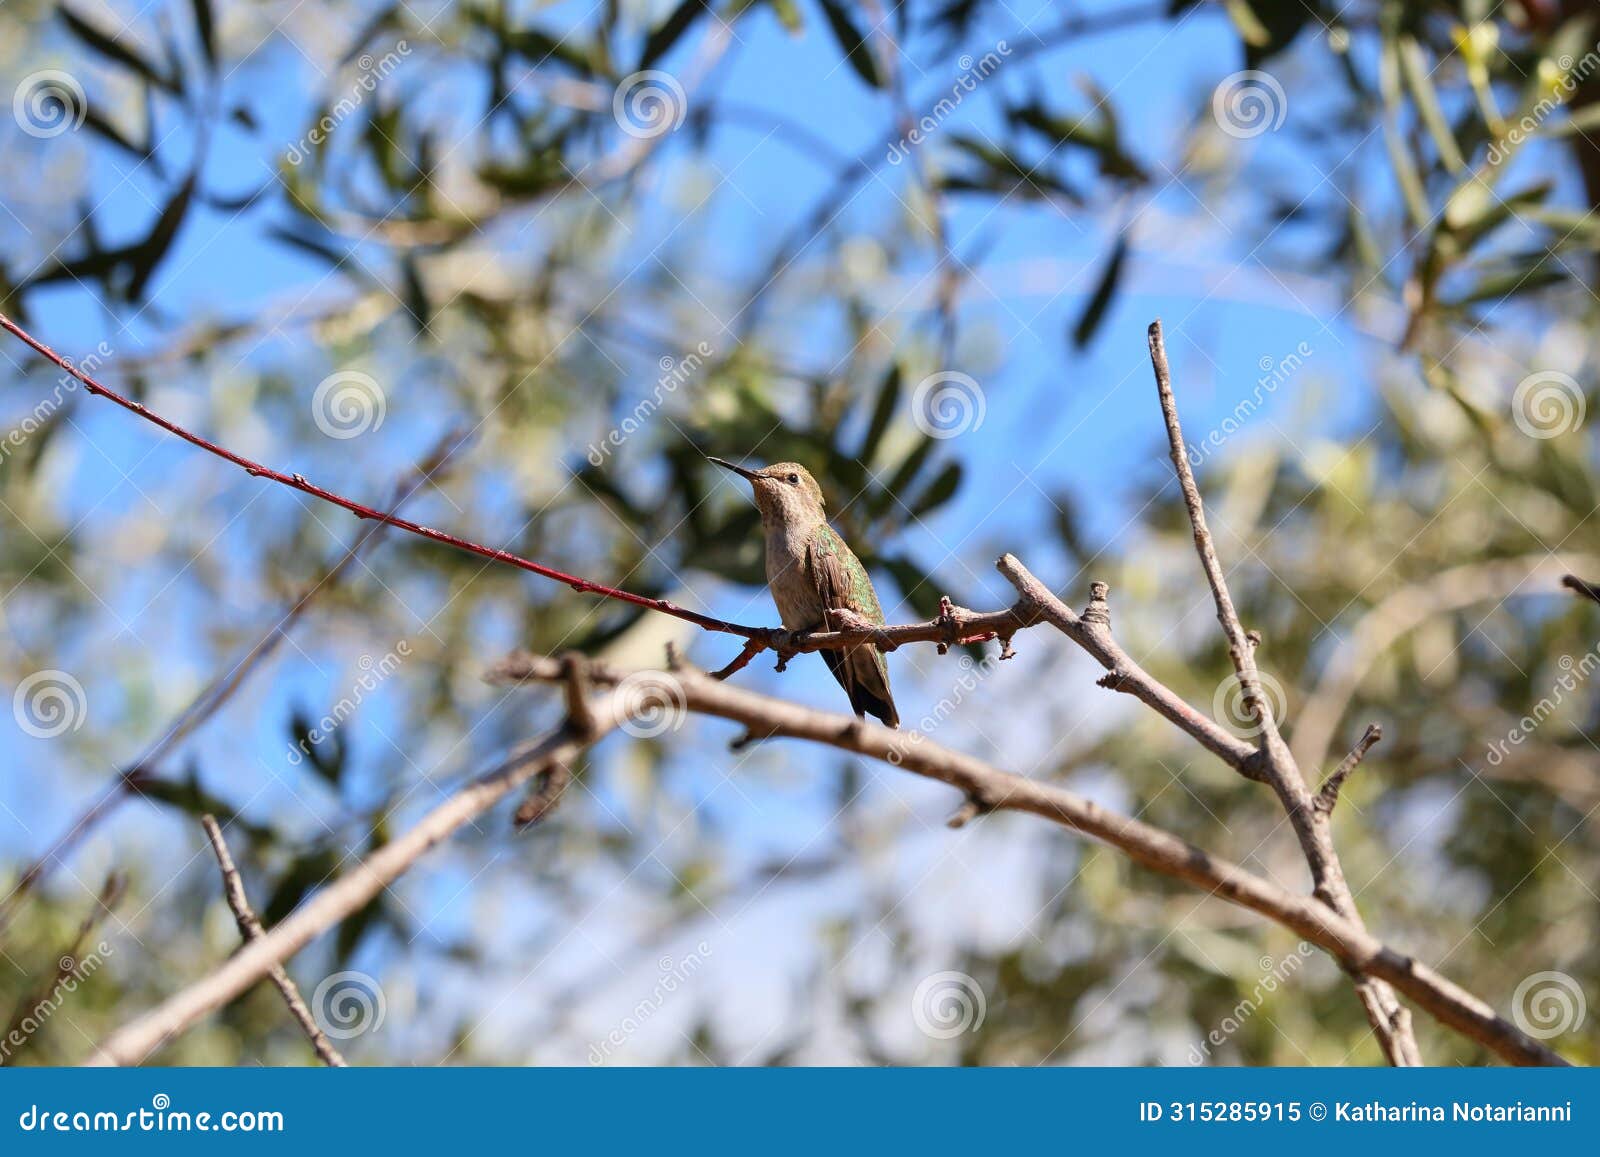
[706,455,761,482]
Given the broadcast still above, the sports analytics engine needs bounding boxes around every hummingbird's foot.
[771,629,800,671]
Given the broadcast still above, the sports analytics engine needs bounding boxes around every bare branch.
[488,654,1567,1067]
[89,654,1567,1068]
[0,311,1044,672]
[1140,320,1421,1066]
[86,723,606,1066]
[200,816,346,1066]
[1316,724,1383,815]
[0,429,466,938]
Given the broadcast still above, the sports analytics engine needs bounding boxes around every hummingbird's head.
[707,457,826,528]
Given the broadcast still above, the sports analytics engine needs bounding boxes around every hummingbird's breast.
[763,526,825,630]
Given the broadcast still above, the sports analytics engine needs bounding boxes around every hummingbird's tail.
[820,646,900,728]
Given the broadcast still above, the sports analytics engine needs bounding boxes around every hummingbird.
[708,457,899,728]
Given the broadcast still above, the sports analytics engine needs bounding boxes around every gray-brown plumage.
[708,457,899,728]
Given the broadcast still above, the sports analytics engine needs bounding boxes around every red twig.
[0,313,1038,665]
[0,312,749,639]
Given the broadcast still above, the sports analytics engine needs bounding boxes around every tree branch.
[1316,724,1383,815]
[86,724,604,1067]
[199,815,347,1066]
[90,652,1566,1068]
[1141,320,1421,1066]
[0,312,1038,665]
[0,428,465,938]
[486,653,1567,1067]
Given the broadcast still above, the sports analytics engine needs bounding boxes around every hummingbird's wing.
[808,529,899,728]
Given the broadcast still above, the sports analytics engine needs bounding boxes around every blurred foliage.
[2,0,1599,1067]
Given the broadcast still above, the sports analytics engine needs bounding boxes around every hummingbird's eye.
[787,473,799,484]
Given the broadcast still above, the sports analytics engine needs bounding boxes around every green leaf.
[859,363,901,463]
[817,0,882,88]
[191,0,218,70]
[1398,35,1465,173]
[59,4,179,93]
[1071,233,1129,349]
[908,461,962,518]
[640,0,708,69]
[124,172,197,302]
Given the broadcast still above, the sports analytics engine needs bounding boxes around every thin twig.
[1144,320,1422,1067]
[200,816,346,1066]
[0,312,1038,663]
[0,428,467,937]
[90,660,1566,1067]
[87,728,598,1066]
[1,873,125,1064]
[1316,724,1383,815]
[486,654,1567,1067]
